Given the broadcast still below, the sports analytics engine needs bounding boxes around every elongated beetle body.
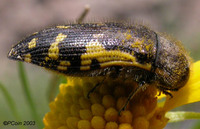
[8,22,190,99]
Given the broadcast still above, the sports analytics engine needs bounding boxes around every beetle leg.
[157,86,173,98]
[119,82,148,115]
[162,90,173,98]
[87,77,106,98]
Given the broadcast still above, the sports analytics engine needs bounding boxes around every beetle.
[8,22,190,111]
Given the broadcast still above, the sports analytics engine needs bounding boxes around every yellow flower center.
[43,77,169,129]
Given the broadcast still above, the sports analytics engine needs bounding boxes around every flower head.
[43,61,200,129]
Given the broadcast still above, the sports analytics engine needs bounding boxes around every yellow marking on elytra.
[96,23,104,26]
[45,57,50,62]
[145,44,153,52]
[24,53,31,63]
[8,48,17,57]
[81,39,152,71]
[100,61,152,71]
[145,39,154,51]
[93,34,104,38]
[131,51,134,56]
[33,32,38,35]
[123,29,132,38]
[60,61,71,66]
[81,60,92,66]
[48,33,67,60]
[122,39,125,44]
[57,66,67,71]
[126,34,132,40]
[131,38,145,51]
[57,26,70,29]
[80,66,90,71]
[28,38,37,49]
[84,40,105,53]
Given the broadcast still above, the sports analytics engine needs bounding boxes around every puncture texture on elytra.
[8,22,190,95]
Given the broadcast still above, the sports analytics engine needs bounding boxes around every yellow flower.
[43,61,200,129]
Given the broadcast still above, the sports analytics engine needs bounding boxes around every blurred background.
[0,0,200,129]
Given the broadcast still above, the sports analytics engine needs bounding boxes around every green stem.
[166,111,200,123]
[48,75,60,102]
[48,75,67,102]
[77,5,90,23]
[18,62,43,128]
[0,82,26,129]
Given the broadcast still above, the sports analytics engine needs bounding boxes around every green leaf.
[18,62,43,128]
[47,75,67,102]
[192,120,200,129]
[0,82,26,129]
